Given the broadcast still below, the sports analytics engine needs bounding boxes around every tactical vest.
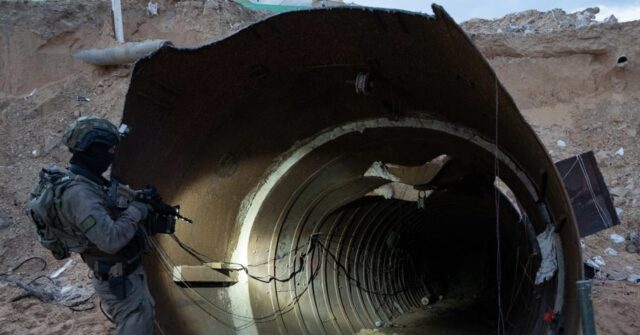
[29,166,88,260]
[29,166,147,265]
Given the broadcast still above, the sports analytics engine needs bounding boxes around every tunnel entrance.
[114,7,582,334]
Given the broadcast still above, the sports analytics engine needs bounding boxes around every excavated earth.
[0,1,638,334]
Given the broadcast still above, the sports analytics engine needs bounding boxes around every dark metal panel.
[556,151,620,237]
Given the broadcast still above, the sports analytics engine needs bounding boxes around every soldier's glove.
[135,186,172,213]
[136,186,177,234]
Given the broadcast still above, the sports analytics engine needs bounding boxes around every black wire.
[316,240,419,297]
[244,242,311,267]
[224,241,315,284]
[99,299,115,323]
[170,233,316,284]
[163,232,423,329]
[154,234,324,331]
[170,233,312,268]
[11,256,47,272]
[66,293,96,312]
[169,234,212,263]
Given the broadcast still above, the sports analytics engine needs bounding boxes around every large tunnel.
[112,5,583,334]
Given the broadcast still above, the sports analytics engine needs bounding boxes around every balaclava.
[70,142,114,177]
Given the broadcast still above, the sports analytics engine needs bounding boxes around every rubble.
[610,233,626,244]
[627,231,640,253]
[603,14,619,24]
[462,7,609,35]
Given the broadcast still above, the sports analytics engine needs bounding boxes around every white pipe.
[112,0,125,43]
[72,40,173,66]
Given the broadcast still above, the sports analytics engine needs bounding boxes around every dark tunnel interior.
[264,182,547,334]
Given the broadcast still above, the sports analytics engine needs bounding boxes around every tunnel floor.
[370,302,497,335]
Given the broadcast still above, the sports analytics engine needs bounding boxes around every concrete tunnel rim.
[230,115,566,332]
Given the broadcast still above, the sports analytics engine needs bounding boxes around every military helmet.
[62,116,120,153]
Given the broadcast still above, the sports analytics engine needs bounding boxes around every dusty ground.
[0,2,638,334]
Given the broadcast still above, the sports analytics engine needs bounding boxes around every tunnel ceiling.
[112,5,582,335]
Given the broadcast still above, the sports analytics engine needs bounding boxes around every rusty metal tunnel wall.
[112,6,583,334]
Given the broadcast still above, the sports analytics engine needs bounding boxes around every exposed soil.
[0,2,638,334]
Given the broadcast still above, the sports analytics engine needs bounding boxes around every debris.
[615,207,623,216]
[604,247,618,256]
[575,7,598,28]
[610,233,625,244]
[370,184,394,199]
[43,136,59,154]
[420,296,430,306]
[628,274,640,283]
[50,259,74,279]
[627,232,640,253]
[603,14,618,24]
[31,149,39,157]
[364,155,451,186]
[76,96,90,102]
[24,88,37,99]
[556,139,566,147]
[585,256,606,269]
[1,274,94,309]
[375,320,384,328]
[615,147,624,156]
[364,161,399,181]
[535,225,558,284]
[610,186,629,198]
[8,278,57,303]
[147,1,158,16]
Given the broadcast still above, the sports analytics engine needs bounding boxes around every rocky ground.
[0,1,638,334]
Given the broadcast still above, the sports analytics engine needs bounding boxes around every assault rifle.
[109,179,193,235]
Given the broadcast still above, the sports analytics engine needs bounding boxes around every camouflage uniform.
[46,116,156,335]
[59,170,155,335]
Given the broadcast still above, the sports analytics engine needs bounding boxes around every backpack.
[28,166,87,260]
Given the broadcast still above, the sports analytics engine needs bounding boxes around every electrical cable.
[148,235,324,331]
[11,256,48,272]
[316,240,420,297]
[99,299,115,323]
[158,231,421,331]
[65,293,96,312]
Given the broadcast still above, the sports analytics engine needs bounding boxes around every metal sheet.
[556,151,620,237]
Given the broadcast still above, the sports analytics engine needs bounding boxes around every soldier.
[30,116,156,334]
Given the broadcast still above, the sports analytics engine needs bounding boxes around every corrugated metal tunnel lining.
[112,5,582,334]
